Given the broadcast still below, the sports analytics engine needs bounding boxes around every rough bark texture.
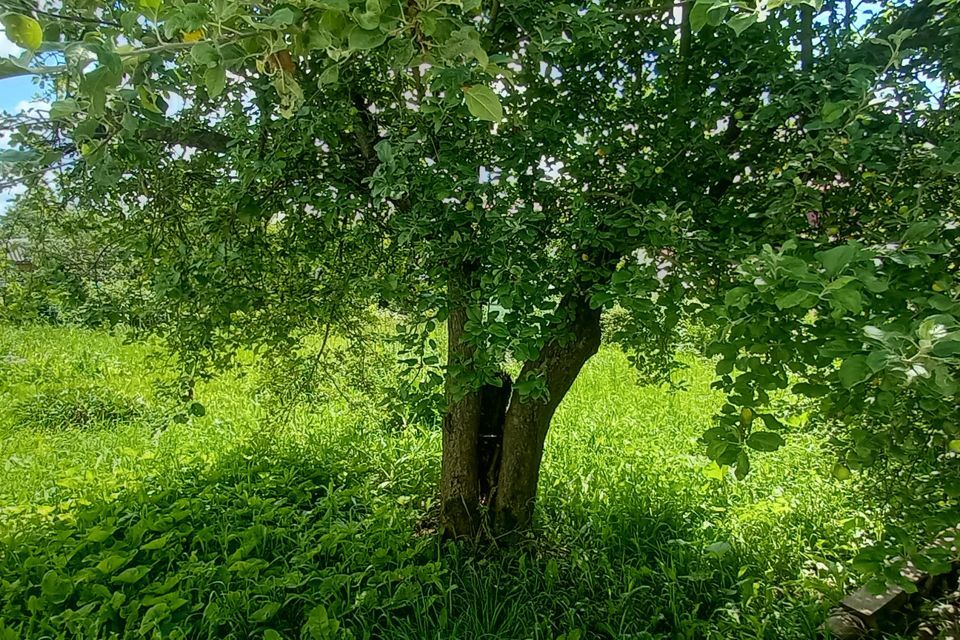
[491,295,602,535]
[440,283,482,538]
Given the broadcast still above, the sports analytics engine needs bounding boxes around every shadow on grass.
[0,440,830,640]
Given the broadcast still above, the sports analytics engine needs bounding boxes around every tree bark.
[799,5,814,72]
[491,295,602,536]
[440,276,482,538]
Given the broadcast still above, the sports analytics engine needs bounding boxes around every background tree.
[0,185,148,325]
[1,0,958,558]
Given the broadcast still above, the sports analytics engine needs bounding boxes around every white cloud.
[16,100,50,115]
[3,183,26,198]
[0,30,24,58]
[0,183,27,213]
[166,92,189,117]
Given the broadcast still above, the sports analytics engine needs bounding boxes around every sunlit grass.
[0,324,876,639]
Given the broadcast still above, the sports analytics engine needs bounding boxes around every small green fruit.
[2,13,43,50]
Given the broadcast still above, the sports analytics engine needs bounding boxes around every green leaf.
[589,292,614,309]
[865,350,889,371]
[228,558,269,576]
[86,525,116,542]
[903,220,938,243]
[702,461,727,481]
[49,99,80,121]
[139,603,171,635]
[821,101,846,123]
[829,287,862,313]
[817,244,858,276]
[863,325,886,341]
[728,12,758,35]
[778,257,817,282]
[746,431,785,452]
[838,355,870,388]
[706,4,730,26]
[319,64,339,85]
[689,1,711,33]
[204,65,226,97]
[355,10,380,30]
[96,553,130,575]
[375,139,393,165]
[347,27,387,50]
[191,41,219,66]
[138,86,165,114]
[823,275,856,291]
[933,340,960,357]
[831,463,851,480]
[715,358,734,375]
[304,604,340,640]
[0,58,31,80]
[724,287,750,308]
[250,602,282,622]
[40,570,72,603]
[463,85,504,122]
[112,565,152,584]
[705,541,731,555]
[267,7,298,27]
[611,269,632,285]
[2,13,43,51]
[918,315,954,341]
[735,450,750,480]
[82,65,124,115]
[775,289,816,310]
[793,382,829,397]
[949,440,960,453]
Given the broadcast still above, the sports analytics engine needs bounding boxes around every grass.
[0,323,880,639]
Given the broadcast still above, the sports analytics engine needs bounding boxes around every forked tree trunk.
[440,290,602,540]
[491,296,602,535]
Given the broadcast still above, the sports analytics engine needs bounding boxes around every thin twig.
[28,7,123,28]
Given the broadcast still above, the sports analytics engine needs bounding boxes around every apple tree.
[1,0,958,549]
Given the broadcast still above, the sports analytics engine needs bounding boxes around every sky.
[1,28,47,213]
[0,28,43,118]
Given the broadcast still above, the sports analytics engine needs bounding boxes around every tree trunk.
[799,5,814,71]
[440,277,482,538]
[440,304,482,538]
[440,287,602,540]
[491,295,602,536]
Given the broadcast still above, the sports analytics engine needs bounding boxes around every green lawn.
[0,324,877,639]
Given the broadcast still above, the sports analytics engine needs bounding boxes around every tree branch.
[28,7,123,28]
[140,127,233,152]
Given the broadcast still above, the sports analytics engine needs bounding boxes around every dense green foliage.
[0,324,882,639]
[0,186,150,327]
